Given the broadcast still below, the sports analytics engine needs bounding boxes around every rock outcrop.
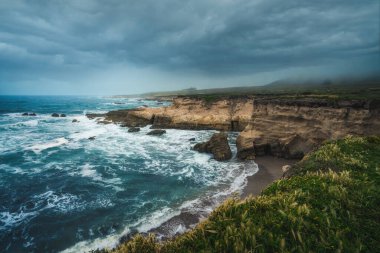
[103,108,155,127]
[147,129,166,136]
[128,127,140,132]
[236,98,380,159]
[193,132,232,161]
[51,113,59,117]
[87,97,253,131]
[22,113,36,116]
[86,96,380,160]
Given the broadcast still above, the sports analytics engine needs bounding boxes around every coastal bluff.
[237,98,380,159]
[87,96,254,131]
[87,96,380,159]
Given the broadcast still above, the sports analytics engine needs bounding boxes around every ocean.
[0,96,257,253]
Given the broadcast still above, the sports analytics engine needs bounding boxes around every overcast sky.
[0,0,379,95]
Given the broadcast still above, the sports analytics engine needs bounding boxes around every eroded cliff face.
[88,96,380,160]
[91,97,254,131]
[236,98,380,159]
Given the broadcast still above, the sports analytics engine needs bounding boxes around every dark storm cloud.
[0,0,378,94]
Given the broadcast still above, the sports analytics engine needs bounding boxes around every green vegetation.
[113,77,380,101]
[100,136,380,253]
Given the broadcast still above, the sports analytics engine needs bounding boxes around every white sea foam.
[79,164,102,181]
[32,191,83,213]
[62,160,259,253]
[68,128,107,141]
[60,206,181,253]
[17,119,39,127]
[0,164,26,175]
[27,137,69,153]
[0,119,39,129]
[3,111,259,253]
[60,227,131,253]
[0,211,37,231]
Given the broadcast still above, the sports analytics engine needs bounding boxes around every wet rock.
[189,138,196,141]
[51,113,60,117]
[128,127,140,132]
[72,119,79,123]
[193,132,232,161]
[88,136,96,140]
[29,113,37,116]
[97,120,112,125]
[147,129,166,136]
[104,109,153,127]
[86,113,106,119]
[22,112,29,116]
[60,114,66,117]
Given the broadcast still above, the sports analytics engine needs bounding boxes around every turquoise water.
[0,96,257,253]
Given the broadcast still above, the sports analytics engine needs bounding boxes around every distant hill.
[112,75,380,100]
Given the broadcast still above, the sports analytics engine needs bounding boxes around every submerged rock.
[51,113,59,117]
[88,136,96,140]
[147,129,166,136]
[22,112,37,116]
[128,127,140,132]
[189,138,196,141]
[86,113,106,119]
[98,120,112,125]
[60,114,66,117]
[193,132,232,161]
[72,119,79,123]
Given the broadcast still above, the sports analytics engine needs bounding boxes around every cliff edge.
[237,98,380,159]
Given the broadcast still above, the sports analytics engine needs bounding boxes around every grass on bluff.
[98,136,380,253]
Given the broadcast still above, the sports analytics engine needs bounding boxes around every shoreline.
[241,156,299,198]
[141,156,298,242]
[83,104,300,251]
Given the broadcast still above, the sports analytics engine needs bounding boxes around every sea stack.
[193,132,232,161]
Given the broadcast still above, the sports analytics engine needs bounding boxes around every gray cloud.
[0,0,378,95]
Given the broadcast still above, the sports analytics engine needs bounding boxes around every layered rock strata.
[87,97,253,131]
[237,98,380,159]
[87,96,380,160]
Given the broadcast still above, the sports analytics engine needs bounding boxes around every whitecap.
[68,128,107,141]
[17,119,39,127]
[32,190,83,213]
[0,211,37,231]
[60,206,180,253]
[60,227,131,253]
[27,137,69,153]
[79,164,102,181]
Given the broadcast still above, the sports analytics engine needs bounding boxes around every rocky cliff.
[88,96,380,160]
[88,97,254,131]
[236,98,380,159]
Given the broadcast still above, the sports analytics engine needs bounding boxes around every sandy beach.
[241,156,299,198]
